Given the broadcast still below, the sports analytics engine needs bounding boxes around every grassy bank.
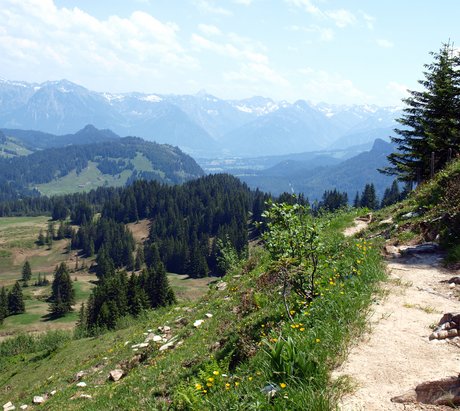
[0,209,385,410]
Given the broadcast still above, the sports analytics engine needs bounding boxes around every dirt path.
[334,248,460,410]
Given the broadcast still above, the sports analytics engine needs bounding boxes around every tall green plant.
[261,201,323,320]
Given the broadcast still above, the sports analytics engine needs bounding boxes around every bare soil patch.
[126,219,150,244]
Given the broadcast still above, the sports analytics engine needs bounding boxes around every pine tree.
[49,263,75,317]
[353,192,360,208]
[21,260,32,285]
[381,180,401,208]
[8,281,25,315]
[382,42,460,183]
[0,286,8,323]
[360,183,379,210]
[135,246,145,271]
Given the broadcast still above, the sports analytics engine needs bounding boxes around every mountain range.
[0,78,400,157]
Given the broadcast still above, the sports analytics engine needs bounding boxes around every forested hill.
[0,136,204,200]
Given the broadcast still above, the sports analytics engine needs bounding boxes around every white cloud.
[297,67,369,104]
[285,0,323,17]
[376,39,394,49]
[233,0,253,5]
[224,62,289,86]
[288,24,334,41]
[360,11,375,30]
[198,23,222,36]
[193,0,233,16]
[325,9,356,28]
[0,0,198,91]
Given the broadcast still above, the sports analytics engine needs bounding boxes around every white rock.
[153,335,163,342]
[193,319,204,328]
[132,348,138,352]
[20,406,27,410]
[80,394,92,399]
[147,329,153,332]
[50,390,57,396]
[76,382,87,388]
[124,341,130,346]
[3,402,15,411]
[109,369,124,382]
[131,344,140,348]
[159,342,175,351]
[138,342,149,348]
[32,396,45,405]
[75,371,86,380]
[205,313,213,318]
[450,283,456,288]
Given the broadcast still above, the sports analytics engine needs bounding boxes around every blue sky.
[1,0,459,105]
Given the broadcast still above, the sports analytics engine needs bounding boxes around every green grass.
[36,161,132,196]
[0,210,386,410]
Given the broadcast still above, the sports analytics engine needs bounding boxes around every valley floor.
[335,250,460,410]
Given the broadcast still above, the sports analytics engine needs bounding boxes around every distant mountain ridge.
[0,126,204,200]
[236,138,396,201]
[0,78,400,157]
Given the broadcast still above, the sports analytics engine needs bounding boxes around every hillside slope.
[0,133,204,199]
[0,209,385,410]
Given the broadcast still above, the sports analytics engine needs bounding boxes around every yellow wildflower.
[280,383,287,389]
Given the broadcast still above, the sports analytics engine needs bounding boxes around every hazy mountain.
[0,78,400,157]
[2,124,119,149]
[0,126,204,199]
[237,139,395,201]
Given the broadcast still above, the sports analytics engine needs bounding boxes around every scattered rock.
[174,317,188,326]
[79,394,92,399]
[32,396,45,405]
[392,375,460,405]
[450,283,456,288]
[3,402,15,411]
[109,369,124,382]
[193,319,204,327]
[147,329,153,332]
[442,276,460,285]
[429,313,460,340]
[216,281,227,291]
[76,382,87,388]
[205,313,213,318]
[402,211,420,219]
[132,348,138,352]
[385,245,400,257]
[399,242,439,255]
[159,342,175,351]
[124,341,130,346]
[19,406,27,410]
[138,342,149,348]
[158,325,171,333]
[75,371,86,381]
[50,390,57,396]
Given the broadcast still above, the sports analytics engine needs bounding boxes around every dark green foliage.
[71,201,94,225]
[318,189,348,212]
[49,263,75,317]
[134,246,145,271]
[359,183,379,210]
[21,260,32,283]
[381,180,401,208]
[0,286,8,323]
[8,281,25,315]
[36,229,45,246]
[103,174,251,277]
[383,42,460,182]
[80,258,176,332]
[52,199,68,221]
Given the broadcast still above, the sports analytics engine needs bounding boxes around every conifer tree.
[381,180,401,208]
[0,286,8,323]
[382,42,460,182]
[49,263,75,317]
[8,281,25,315]
[360,183,379,210]
[21,260,32,285]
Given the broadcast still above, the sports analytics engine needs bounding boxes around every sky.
[1,0,459,106]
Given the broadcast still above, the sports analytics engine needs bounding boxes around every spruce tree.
[49,263,75,317]
[382,42,460,182]
[0,286,8,323]
[360,183,379,210]
[8,281,25,315]
[21,260,32,285]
